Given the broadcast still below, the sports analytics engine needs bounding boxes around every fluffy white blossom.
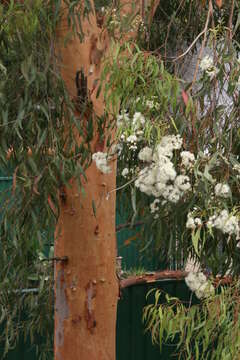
[200,55,219,79]
[145,98,160,110]
[233,164,240,179]
[185,271,214,299]
[126,134,137,143]
[180,151,195,169]
[92,152,111,174]
[186,215,195,230]
[186,213,202,230]
[200,55,214,71]
[154,134,182,159]
[132,112,145,129]
[215,183,231,198]
[207,210,240,239]
[138,147,153,162]
[206,67,219,79]
[162,185,181,203]
[122,168,129,177]
[146,100,154,109]
[155,159,177,183]
[174,175,191,192]
[129,145,138,150]
[150,199,160,213]
[135,135,190,203]
[117,111,130,128]
[195,282,215,300]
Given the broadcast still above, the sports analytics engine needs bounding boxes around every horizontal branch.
[120,270,188,289]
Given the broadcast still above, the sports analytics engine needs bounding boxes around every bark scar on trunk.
[85,280,97,333]
[55,268,70,352]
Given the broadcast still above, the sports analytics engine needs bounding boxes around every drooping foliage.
[0,1,94,357]
[101,2,240,358]
[0,0,239,359]
[143,280,240,360]
[106,1,240,275]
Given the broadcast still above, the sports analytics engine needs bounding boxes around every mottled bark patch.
[85,280,97,333]
[55,268,69,349]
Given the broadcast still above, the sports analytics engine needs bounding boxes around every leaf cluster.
[143,282,240,360]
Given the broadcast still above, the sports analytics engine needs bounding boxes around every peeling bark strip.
[55,268,69,348]
[85,281,97,333]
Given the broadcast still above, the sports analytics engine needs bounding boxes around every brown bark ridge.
[54,1,161,360]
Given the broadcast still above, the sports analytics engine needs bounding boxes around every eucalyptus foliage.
[102,2,240,358]
[104,2,240,275]
[0,1,93,357]
[143,281,240,360]
[0,0,240,359]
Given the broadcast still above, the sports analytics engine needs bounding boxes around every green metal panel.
[116,279,196,360]
[0,339,37,360]
[116,210,167,271]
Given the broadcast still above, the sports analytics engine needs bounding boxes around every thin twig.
[116,221,145,232]
[228,0,235,41]
[191,0,213,89]
[172,29,207,62]
[164,0,185,60]
[106,176,138,198]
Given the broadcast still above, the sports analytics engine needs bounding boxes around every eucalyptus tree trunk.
[54,7,119,360]
[54,1,158,359]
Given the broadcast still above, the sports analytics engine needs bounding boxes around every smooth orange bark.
[54,7,118,360]
[54,1,159,359]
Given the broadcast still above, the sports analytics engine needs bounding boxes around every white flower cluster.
[118,112,146,151]
[136,96,160,110]
[200,55,214,70]
[150,199,160,219]
[214,183,231,198]
[185,271,215,299]
[126,134,137,143]
[186,212,202,230]
[233,164,240,179]
[92,152,111,174]
[117,111,145,131]
[135,135,191,203]
[117,110,130,128]
[121,168,129,177]
[180,151,195,169]
[132,112,145,129]
[138,147,153,162]
[207,210,240,239]
[200,55,219,79]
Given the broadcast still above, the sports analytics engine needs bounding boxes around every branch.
[228,0,235,40]
[116,221,144,232]
[191,0,213,88]
[120,270,187,289]
[172,29,207,62]
[147,0,160,25]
